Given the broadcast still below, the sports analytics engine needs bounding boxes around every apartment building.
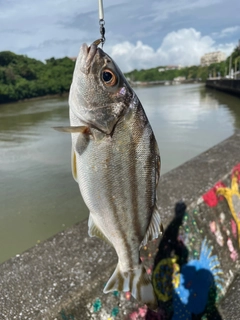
[200,51,226,66]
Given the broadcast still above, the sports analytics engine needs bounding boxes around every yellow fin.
[71,148,78,182]
[88,214,112,246]
[53,126,91,134]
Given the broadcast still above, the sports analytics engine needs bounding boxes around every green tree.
[0,51,17,66]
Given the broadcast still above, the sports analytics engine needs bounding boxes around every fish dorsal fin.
[88,214,112,246]
[103,263,157,310]
[140,203,163,248]
[71,148,78,182]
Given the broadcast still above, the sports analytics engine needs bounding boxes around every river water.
[0,84,239,263]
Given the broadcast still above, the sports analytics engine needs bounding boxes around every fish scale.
[75,103,153,241]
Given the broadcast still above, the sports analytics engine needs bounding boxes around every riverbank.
[1,131,240,320]
[0,80,202,105]
[206,79,240,97]
[0,91,69,105]
[20,92,69,102]
[129,79,202,87]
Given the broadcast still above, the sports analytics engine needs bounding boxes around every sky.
[0,0,239,72]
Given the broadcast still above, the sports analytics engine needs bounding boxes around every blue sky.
[0,0,239,71]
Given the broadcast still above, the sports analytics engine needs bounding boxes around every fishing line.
[98,0,105,47]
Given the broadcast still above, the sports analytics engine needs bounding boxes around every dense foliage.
[226,46,240,72]
[125,46,240,83]
[0,46,239,103]
[125,61,228,83]
[0,51,75,103]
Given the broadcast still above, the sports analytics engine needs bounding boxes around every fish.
[56,40,162,309]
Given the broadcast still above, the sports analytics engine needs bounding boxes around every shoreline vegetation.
[5,92,69,104]
[0,47,239,104]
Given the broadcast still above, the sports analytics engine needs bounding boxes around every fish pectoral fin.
[53,126,91,134]
[71,148,78,182]
[88,214,112,246]
[104,264,157,310]
[140,202,163,248]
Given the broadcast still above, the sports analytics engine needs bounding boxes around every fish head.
[69,42,133,135]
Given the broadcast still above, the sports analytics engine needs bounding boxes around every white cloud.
[221,26,240,34]
[212,26,240,38]
[109,41,157,71]
[150,0,222,22]
[109,28,236,72]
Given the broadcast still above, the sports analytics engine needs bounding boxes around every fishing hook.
[98,0,105,47]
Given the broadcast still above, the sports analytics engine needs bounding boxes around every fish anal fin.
[88,214,112,247]
[71,148,78,182]
[140,205,162,248]
[104,264,157,310]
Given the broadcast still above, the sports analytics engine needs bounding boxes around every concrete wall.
[206,79,240,96]
[0,131,240,320]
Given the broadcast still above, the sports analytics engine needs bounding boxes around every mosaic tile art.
[58,163,240,320]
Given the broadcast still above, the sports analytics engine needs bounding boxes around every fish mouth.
[81,39,103,74]
[90,38,103,47]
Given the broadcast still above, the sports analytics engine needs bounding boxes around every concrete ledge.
[1,130,240,319]
[219,274,240,320]
[206,79,240,96]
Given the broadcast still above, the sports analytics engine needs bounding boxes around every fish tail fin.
[103,263,157,310]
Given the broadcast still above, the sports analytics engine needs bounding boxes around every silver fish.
[57,41,162,309]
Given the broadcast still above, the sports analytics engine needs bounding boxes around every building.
[158,65,182,72]
[173,76,186,82]
[69,57,77,62]
[200,51,226,66]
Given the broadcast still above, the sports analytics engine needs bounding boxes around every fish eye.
[102,69,117,86]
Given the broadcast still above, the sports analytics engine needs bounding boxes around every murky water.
[0,84,239,263]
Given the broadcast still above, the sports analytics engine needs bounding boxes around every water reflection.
[0,97,89,263]
[0,84,239,263]
[0,98,69,145]
[135,84,235,174]
[203,87,240,129]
